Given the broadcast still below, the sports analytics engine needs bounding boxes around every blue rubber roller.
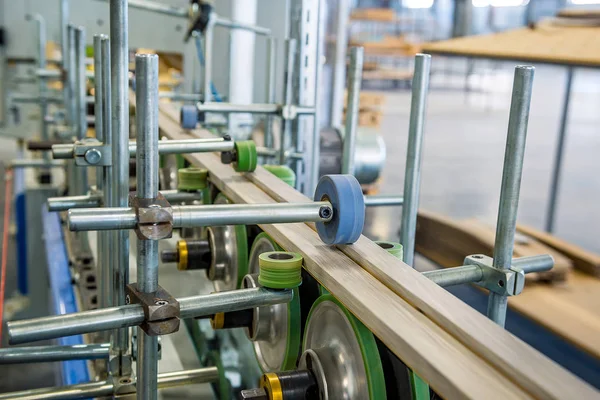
[180,105,199,129]
[314,174,365,245]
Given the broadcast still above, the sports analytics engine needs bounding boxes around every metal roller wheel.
[246,233,302,372]
[302,294,387,400]
[207,193,249,291]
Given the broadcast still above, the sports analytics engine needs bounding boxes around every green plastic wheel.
[178,167,208,191]
[248,234,302,372]
[233,141,257,172]
[258,252,303,289]
[376,241,404,261]
[263,165,296,187]
[304,294,387,400]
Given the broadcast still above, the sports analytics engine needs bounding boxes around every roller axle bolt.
[319,206,332,220]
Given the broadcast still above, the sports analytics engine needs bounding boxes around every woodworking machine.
[1,1,597,400]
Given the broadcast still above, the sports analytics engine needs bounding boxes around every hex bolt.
[154,300,168,306]
[84,148,102,165]
[319,206,332,220]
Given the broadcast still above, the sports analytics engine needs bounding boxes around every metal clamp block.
[111,374,136,398]
[129,192,173,240]
[73,138,112,166]
[126,283,180,336]
[464,254,525,296]
[280,104,298,120]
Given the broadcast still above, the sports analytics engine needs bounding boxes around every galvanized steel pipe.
[0,344,110,364]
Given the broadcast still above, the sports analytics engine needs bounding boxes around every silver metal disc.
[303,299,370,399]
[209,195,240,292]
[247,235,290,372]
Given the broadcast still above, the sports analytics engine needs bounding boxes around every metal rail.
[67,202,332,232]
[8,288,293,345]
[0,344,110,364]
[342,47,364,175]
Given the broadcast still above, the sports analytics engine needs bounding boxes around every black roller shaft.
[210,308,254,330]
[185,240,211,270]
[277,370,319,400]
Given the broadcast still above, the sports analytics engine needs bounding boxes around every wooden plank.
[414,211,571,283]
[422,26,600,68]
[517,224,600,277]
[155,102,598,398]
[414,210,600,358]
[152,109,530,399]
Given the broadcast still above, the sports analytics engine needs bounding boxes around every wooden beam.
[153,100,597,398]
[517,224,600,277]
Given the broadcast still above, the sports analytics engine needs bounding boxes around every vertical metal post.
[329,0,350,128]
[264,37,276,149]
[135,54,160,400]
[341,47,363,175]
[545,67,573,233]
[309,0,325,194]
[110,0,131,373]
[280,39,296,165]
[487,65,535,327]
[93,36,105,191]
[400,54,431,268]
[74,26,89,195]
[203,16,214,103]
[35,16,49,143]
[60,0,70,105]
[67,25,77,129]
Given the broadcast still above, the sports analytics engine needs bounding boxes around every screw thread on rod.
[487,65,535,327]
[401,53,431,267]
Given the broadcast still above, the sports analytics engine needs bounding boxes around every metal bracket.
[464,254,525,296]
[129,192,173,240]
[125,283,180,336]
[73,138,112,166]
[280,104,298,120]
[111,374,136,398]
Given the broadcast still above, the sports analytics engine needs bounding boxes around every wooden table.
[422,25,600,233]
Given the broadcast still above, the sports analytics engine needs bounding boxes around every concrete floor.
[365,61,600,256]
[0,60,599,395]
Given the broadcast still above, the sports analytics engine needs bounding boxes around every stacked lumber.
[350,8,396,22]
[342,91,385,128]
[139,96,598,399]
[415,210,600,360]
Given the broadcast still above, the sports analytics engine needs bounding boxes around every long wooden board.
[517,224,600,277]
[422,26,600,68]
[153,101,598,398]
[414,210,600,358]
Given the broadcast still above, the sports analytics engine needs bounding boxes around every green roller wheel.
[178,167,208,191]
[303,294,387,400]
[247,234,302,372]
[376,241,404,261]
[203,351,231,400]
[258,252,303,289]
[233,141,257,172]
[263,164,296,187]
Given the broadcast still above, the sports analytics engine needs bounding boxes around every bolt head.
[84,148,102,165]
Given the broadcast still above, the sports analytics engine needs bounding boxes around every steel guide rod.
[7,288,293,345]
[401,54,431,268]
[74,26,89,195]
[34,15,50,166]
[195,102,315,116]
[363,195,404,207]
[0,367,219,400]
[0,343,110,364]
[51,138,233,159]
[110,0,131,368]
[134,53,160,399]
[47,190,203,212]
[67,201,332,231]
[487,66,535,327]
[424,255,553,287]
[342,47,363,175]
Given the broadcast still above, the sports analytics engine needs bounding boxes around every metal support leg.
[60,0,70,106]
[135,53,160,400]
[400,54,431,267]
[203,19,214,103]
[486,65,535,327]
[264,37,276,149]
[341,47,363,175]
[110,0,131,375]
[280,39,296,166]
[74,26,88,195]
[100,36,112,312]
[309,0,325,194]
[545,67,574,233]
